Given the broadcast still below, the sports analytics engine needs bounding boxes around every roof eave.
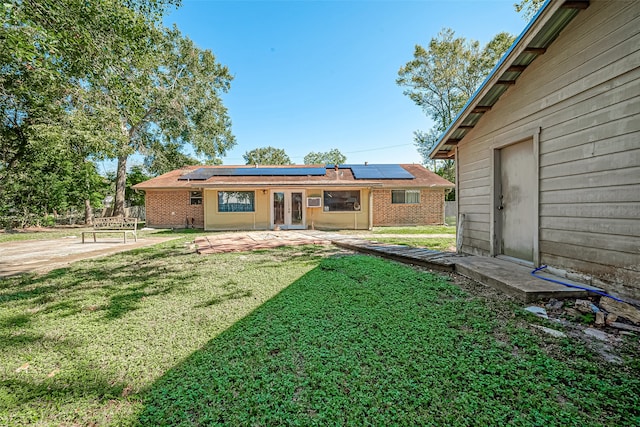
[429,0,587,159]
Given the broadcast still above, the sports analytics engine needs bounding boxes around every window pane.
[406,190,420,204]
[323,190,361,211]
[391,190,405,204]
[218,191,255,212]
[391,190,420,204]
[190,191,203,205]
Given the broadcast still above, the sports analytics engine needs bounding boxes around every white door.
[272,190,305,229]
[498,139,535,262]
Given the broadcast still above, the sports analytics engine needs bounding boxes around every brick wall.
[372,189,444,226]
[145,190,204,228]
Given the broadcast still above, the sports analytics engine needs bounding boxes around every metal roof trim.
[428,0,583,159]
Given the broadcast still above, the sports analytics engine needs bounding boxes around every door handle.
[497,205,504,210]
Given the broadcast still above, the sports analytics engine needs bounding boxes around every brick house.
[133,164,454,230]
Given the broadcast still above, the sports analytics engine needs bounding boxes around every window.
[391,190,420,204]
[218,191,255,212]
[190,191,203,205]
[323,190,361,212]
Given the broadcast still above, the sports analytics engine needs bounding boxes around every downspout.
[455,146,462,253]
[368,187,374,230]
[203,189,207,231]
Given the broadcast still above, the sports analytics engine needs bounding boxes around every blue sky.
[122,0,528,170]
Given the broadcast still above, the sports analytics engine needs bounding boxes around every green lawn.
[1,239,638,425]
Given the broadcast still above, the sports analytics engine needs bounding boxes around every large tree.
[397,28,514,200]
[397,28,514,149]
[0,0,179,222]
[89,25,236,216]
[303,148,347,165]
[243,146,292,165]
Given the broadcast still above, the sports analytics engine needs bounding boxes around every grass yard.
[1,239,639,425]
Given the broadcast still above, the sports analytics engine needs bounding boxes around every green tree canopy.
[126,165,152,206]
[143,142,202,176]
[514,0,545,20]
[0,0,182,222]
[243,146,292,165]
[397,28,514,144]
[88,24,236,216]
[303,149,347,165]
[397,28,514,201]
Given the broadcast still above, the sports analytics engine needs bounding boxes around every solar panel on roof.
[236,167,326,176]
[350,164,413,180]
[177,167,326,180]
[178,168,218,180]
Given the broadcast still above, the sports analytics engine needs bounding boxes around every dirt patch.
[0,236,178,277]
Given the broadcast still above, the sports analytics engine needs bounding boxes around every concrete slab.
[0,236,177,278]
[454,256,602,303]
[195,231,331,254]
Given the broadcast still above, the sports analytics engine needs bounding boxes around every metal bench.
[81,217,138,243]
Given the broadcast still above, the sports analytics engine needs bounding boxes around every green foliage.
[397,28,515,165]
[125,166,151,206]
[243,146,292,165]
[91,23,236,215]
[0,136,108,221]
[303,148,347,165]
[1,245,638,425]
[143,142,202,176]
[514,0,546,20]
[1,0,234,219]
[0,0,180,221]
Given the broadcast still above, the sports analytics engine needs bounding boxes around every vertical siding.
[457,0,640,297]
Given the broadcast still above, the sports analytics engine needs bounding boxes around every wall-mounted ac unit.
[306,197,322,208]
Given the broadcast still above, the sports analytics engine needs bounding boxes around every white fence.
[444,201,457,220]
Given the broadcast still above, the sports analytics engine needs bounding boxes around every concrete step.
[454,256,602,303]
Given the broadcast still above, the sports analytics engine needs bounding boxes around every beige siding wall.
[204,188,270,230]
[305,188,370,230]
[372,189,446,226]
[203,187,371,231]
[457,0,640,297]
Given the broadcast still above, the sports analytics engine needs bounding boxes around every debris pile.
[524,296,640,363]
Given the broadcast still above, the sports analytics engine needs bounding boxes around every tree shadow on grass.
[0,242,203,341]
[1,361,134,424]
[135,255,475,425]
[136,255,640,426]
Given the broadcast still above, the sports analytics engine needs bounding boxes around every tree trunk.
[113,154,128,217]
[84,199,94,225]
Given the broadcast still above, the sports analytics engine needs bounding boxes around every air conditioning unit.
[306,197,322,208]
